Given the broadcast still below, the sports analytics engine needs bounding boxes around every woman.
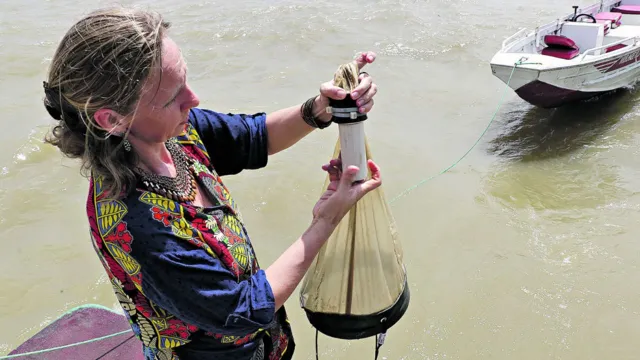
[42,6,382,360]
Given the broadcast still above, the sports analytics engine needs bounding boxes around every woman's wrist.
[300,96,331,129]
[312,95,332,124]
[309,214,338,239]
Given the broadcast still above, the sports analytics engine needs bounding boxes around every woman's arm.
[264,216,336,310]
[264,96,330,156]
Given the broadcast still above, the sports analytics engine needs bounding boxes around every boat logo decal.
[595,48,640,73]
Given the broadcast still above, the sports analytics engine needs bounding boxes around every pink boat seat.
[612,5,640,15]
[542,47,581,59]
[541,35,580,60]
[544,34,577,48]
[606,43,627,52]
[595,12,622,28]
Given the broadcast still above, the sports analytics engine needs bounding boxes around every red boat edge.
[7,304,143,360]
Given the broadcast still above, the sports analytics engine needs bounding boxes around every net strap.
[314,321,388,360]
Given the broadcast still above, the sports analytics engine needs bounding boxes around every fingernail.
[359,107,366,113]
[337,90,346,97]
[357,99,363,106]
[352,91,359,98]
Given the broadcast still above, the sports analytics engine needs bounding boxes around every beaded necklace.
[135,139,197,202]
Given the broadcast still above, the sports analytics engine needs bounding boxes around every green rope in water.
[389,60,540,204]
[0,60,536,360]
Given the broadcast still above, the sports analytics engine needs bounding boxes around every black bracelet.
[301,96,332,129]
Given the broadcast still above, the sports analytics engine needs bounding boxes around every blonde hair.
[43,6,171,197]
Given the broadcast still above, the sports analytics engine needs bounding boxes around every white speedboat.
[491,0,640,108]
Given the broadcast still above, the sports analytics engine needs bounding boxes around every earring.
[123,138,132,152]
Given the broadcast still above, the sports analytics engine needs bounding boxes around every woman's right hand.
[312,158,382,226]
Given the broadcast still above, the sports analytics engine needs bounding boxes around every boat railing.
[501,28,528,50]
[501,20,562,52]
[580,36,640,60]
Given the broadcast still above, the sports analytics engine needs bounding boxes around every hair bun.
[44,101,63,121]
[43,81,64,121]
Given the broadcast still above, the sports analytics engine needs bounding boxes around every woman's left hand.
[315,51,378,122]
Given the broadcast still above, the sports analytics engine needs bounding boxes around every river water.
[2,0,640,359]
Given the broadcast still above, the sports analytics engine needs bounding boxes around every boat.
[490,0,640,108]
[4,304,142,359]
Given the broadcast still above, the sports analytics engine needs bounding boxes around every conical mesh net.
[299,62,409,339]
[300,140,406,316]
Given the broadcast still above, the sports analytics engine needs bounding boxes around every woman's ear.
[94,108,128,135]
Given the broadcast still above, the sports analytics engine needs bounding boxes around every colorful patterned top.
[86,108,295,360]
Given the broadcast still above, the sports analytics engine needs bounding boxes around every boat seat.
[612,5,640,15]
[595,12,622,29]
[606,43,627,52]
[541,34,581,60]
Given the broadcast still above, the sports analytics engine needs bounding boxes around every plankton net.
[299,61,410,356]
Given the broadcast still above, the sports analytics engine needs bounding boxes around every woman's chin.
[174,122,188,136]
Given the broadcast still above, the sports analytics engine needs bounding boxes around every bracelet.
[301,96,332,129]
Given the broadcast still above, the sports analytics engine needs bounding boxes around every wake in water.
[487,87,640,162]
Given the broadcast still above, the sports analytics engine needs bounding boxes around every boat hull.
[491,46,640,108]
[6,304,143,359]
[514,80,608,108]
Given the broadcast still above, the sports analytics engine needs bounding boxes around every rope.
[389,60,540,204]
[94,334,137,360]
[0,330,132,359]
[315,329,319,360]
[1,60,537,360]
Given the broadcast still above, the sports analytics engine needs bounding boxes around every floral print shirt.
[87,108,294,360]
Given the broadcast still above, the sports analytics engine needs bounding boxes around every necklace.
[135,139,198,202]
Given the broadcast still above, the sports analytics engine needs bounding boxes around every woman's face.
[127,36,200,144]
